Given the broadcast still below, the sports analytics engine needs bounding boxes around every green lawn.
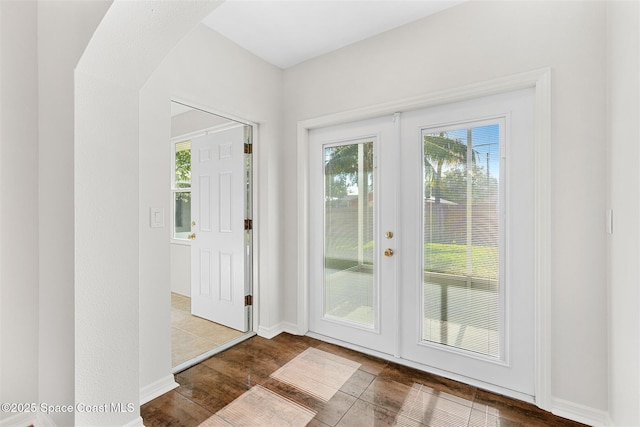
[325,239,498,280]
[425,242,498,280]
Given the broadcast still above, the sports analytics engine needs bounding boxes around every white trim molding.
[123,415,145,427]
[296,68,553,408]
[0,412,56,427]
[551,397,610,427]
[257,321,298,339]
[140,374,179,405]
[0,412,37,427]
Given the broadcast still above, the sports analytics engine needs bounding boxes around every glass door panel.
[309,115,397,356]
[422,123,503,359]
[323,141,375,327]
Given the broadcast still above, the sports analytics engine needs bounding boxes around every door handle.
[188,233,196,240]
[384,248,394,257]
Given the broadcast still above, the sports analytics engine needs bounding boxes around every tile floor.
[171,293,245,367]
[143,333,587,427]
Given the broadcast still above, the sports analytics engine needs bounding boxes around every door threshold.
[172,331,256,374]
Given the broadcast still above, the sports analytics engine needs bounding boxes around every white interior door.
[309,88,535,398]
[191,124,249,332]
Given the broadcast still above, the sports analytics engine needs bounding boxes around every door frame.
[170,98,261,337]
[296,68,552,409]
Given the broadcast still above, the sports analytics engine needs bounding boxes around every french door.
[309,116,399,355]
[309,89,535,397]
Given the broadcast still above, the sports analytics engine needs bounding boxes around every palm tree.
[423,132,475,203]
[324,143,374,198]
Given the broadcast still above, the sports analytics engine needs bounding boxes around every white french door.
[309,115,399,355]
[309,88,535,397]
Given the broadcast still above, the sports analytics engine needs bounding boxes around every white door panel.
[191,125,248,332]
[309,116,398,355]
[399,88,535,396]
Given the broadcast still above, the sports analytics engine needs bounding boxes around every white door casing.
[191,124,249,332]
[299,69,551,407]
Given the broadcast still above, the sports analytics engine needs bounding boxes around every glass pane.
[323,141,375,327]
[174,192,191,239]
[422,124,501,358]
[175,140,191,188]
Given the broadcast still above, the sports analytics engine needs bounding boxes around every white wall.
[283,0,608,418]
[38,2,112,426]
[0,1,39,422]
[75,69,141,427]
[606,1,640,426]
[75,2,219,425]
[170,244,191,296]
[139,23,283,400]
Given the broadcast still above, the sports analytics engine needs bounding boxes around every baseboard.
[257,323,283,339]
[123,415,145,427]
[0,412,56,427]
[0,412,37,427]
[551,397,609,427]
[257,321,298,339]
[281,321,299,335]
[0,408,144,427]
[140,374,179,405]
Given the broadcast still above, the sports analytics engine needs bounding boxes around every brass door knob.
[384,248,394,257]
[188,233,196,240]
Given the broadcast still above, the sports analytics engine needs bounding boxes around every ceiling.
[202,0,466,69]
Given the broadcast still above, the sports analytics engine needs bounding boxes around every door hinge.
[244,143,253,154]
[244,219,253,230]
[244,295,253,306]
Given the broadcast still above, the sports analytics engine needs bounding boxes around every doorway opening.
[170,101,256,372]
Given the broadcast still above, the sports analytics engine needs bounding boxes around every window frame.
[171,137,193,245]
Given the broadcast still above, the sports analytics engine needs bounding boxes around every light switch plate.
[150,207,164,228]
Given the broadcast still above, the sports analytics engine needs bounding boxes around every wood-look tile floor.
[172,293,245,367]
[143,333,587,427]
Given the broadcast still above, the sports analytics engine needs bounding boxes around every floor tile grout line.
[329,394,360,427]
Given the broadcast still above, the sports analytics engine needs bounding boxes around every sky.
[428,123,501,180]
